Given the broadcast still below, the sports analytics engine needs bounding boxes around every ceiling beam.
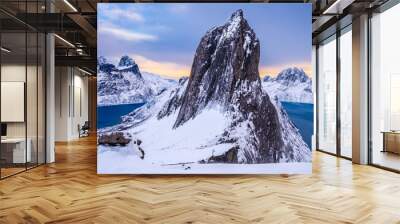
[323,0,356,14]
[67,13,97,46]
[10,13,83,32]
[55,55,96,72]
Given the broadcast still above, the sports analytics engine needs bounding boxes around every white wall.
[1,63,46,164]
[55,66,69,141]
[1,65,41,138]
[55,67,89,141]
[1,65,26,139]
[71,73,89,138]
[1,82,25,122]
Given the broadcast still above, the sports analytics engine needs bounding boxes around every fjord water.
[97,103,145,129]
[281,102,314,148]
[97,102,313,148]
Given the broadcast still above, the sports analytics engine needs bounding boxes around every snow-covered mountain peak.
[98,56,116,74]
[275,67,310,83]
[220,9,256,44]
[228,9,244,28]
[230,9,244,20]
[98,56,107,65]
[263,75,273,82]
[117,55,141,75]
[97,55,176,106]
[173,9,261,128]
[118,55,136,67]
[262,67,313,103]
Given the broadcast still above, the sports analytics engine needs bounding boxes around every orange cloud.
[132,54,190,79]
[130,54,312,80]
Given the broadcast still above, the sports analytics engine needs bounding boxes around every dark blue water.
[97,102,314,147]
[281,102,314,148]
[97,103,145,129]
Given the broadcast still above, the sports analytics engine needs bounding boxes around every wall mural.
[97,3,313,174]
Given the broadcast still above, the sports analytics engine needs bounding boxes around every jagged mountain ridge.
[97,56,176,106]
[262,67,313,103]
[110,10,310,164]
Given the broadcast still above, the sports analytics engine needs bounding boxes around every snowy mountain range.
[97,56,176,106]
[262,67,313,104]
[98,10,311,173]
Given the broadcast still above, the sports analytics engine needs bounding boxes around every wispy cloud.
[99,26,158,42]
[100,4,144,23]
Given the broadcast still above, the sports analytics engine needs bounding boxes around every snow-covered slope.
[98,10,311,173]
[262,67,313,104]
[142,72,176,96]
[97,56,176,106]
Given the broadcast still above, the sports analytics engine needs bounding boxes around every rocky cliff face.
[174,10,260,126]
[169,10,285,163]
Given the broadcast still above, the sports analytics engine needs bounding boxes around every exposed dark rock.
[118,55,142,76]
[98,132,132,146]
[98,63,117,74]
[133,139,145,159]
[118,55,135,67]
[138,147,145,159]
[263,75,273,82]
[174,9,263,126]
[207,147,238,163]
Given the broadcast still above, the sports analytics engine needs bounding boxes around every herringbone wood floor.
[1,136,400,224]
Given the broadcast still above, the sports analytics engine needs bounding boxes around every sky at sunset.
[98,3,312,79]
